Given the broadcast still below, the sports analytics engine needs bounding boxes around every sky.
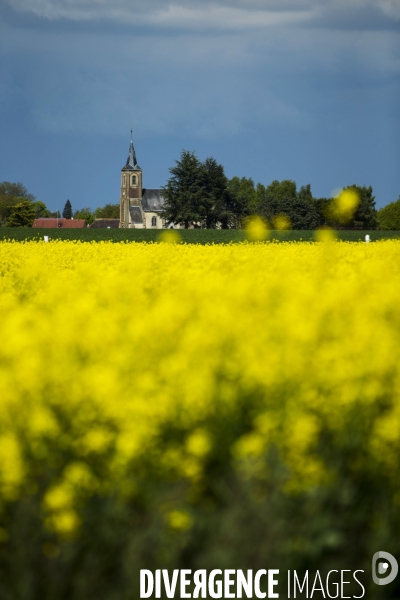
[0,0,399,212]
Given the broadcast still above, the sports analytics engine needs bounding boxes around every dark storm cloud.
[4,0,399,31]
[309,1,400,32]
[1,0,399,138]
[1,0,399,209]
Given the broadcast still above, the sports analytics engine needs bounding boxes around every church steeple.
[123,129,141,171]
[120,130,143,228]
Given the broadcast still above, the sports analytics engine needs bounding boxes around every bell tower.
[120,130,143,228]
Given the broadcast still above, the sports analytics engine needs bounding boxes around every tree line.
[0,182,119,227]
[161,150,379,230]
[1,163,400,229]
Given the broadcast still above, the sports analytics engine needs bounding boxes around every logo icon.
[372,551,398,586]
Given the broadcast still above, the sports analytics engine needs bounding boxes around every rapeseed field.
[0,239,400,599]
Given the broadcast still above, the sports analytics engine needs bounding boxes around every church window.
[131,175,137,186]
[123,175,126,186]
[151,216,157,227]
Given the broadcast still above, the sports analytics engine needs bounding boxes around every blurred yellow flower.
[167,510,192,531]
[0,239,399,537]
[245,216,269,242]
[315,227,337,243]
[330,189,360,224]
[157,230,181,244]
[272,214,291,230]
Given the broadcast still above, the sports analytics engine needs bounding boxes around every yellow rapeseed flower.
[0,239,399,535]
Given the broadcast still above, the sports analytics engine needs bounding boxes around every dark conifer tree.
[62,199,72,219]
[161,151,204,228]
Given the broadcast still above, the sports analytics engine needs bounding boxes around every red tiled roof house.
[32,219,87,228]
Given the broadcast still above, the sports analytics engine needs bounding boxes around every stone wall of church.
[144,212,165,229]
[120,170,143,228]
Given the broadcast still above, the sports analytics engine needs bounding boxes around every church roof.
[90,219,120,229]
[141,189,165,212]
[129,206,143,224]
[122,139,141,172]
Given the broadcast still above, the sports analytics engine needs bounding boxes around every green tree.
[259,180,319,229]
[0,181,40,226]
[295,184,320,230]
[255,183,267,214]
[298,183,313,205]
[0,181,36,202]
[202,157,229,228]
[348,185,377,229]
[260,179,297,223]
[314,196,331,227]
[0,196,21,226]
[32,201,50,218]
[6,201,36,227]
[377,196,400,230]
[74,207,95,225]
[226,177,255,228]
[94,204,120,219]
[63,200,72,219]
[323,185,377,229]
[162,150,204,228]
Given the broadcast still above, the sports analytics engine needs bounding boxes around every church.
[120,135,166,229]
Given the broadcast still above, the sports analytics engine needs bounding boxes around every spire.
[124,130,140,171]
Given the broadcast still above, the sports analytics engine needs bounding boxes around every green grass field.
[1,228,399,243]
